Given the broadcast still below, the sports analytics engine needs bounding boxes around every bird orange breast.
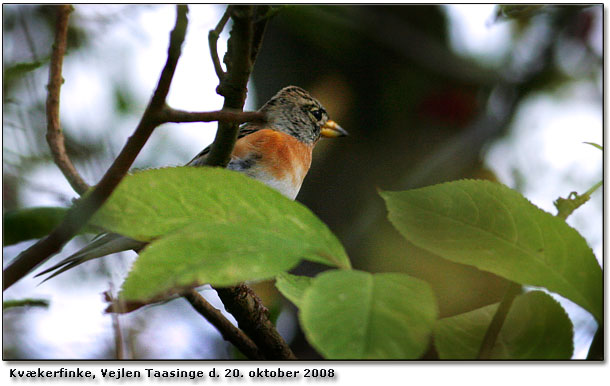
[232,129,313,191]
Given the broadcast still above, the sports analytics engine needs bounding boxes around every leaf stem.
[477,282,522,359]
[584,180,602,197]
[554,179,602,220]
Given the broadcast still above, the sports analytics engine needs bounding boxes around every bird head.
[260,86,348,144]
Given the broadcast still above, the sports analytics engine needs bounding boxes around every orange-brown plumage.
[232,129,313,199]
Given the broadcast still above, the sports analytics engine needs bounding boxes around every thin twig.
[109,282,126,359]
[3,5,190,291]
[159,106,265,124]
[183,289,264,359]
[45,5,90,195]
[204,5,256,168]
[208,6,231,81]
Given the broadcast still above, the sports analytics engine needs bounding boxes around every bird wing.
[35,233,146,282]
[187,125,260,166]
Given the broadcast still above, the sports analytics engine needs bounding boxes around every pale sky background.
[2,4,603,360]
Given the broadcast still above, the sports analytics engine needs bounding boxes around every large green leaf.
[89,167,349,300]
[275,272,313,308]
[381,180,602,322]
[434,291,573,359]
[300,270,438,359]
[121,223,307,301]
[92,167,349,269]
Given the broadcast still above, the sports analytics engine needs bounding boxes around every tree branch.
[183,289,264,359]
[45,4,89,195]
[3,5,190,290]
[204,5,256,168]
[216,285,296,359]
[208,6,231,81]
[250,6,270,65]
[159,106,265,124]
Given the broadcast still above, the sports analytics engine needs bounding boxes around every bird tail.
[35,233,145,283]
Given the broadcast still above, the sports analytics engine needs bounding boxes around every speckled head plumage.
[259,86,347,144]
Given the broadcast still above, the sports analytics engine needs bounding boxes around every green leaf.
[3,298,49,310]
[300,270,438,359]
[92,167,349,269]
[583,142,602,151]
[434,291,573,359]
[275,272,313,307]
[381,180,602,323]
[3,206,99,246]
[90,167,349,300]
[3,59,48,81]
[121,223,310,301]
[3,207,68,246]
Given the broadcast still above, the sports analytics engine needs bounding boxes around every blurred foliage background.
[2,4,602,359]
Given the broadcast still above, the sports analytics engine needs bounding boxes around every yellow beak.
[321,120,348,138]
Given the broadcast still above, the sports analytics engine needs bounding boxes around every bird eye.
[310,108,324,121]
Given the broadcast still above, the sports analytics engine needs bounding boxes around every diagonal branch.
[183,289,264,359]
[216,285,296,359]
[45,4,89,195]
[3,5,190,291]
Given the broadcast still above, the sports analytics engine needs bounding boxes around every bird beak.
[321,120,348,138]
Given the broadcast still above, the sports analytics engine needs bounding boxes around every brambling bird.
[36,86,347,280]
